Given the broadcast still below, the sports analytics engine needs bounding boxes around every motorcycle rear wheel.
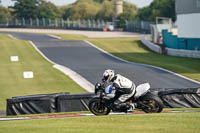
[140,94,163,113]
[89,98,110,116]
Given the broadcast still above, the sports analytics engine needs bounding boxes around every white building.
[162,0,200,50]
[176,0,200,39]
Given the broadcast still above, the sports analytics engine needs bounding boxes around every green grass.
[1,33,200,133]
[0,34,85,110]
[56,34,200,82]
[0,112,200,133]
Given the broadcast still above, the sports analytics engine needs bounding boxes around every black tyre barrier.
[6,88,200,116]
[158,88,200,108]
[57,93,95,112]
[6,92,69,116]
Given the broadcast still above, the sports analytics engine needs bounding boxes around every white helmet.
[103,69,115,83]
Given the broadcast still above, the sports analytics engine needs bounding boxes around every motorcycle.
[89,82,164,116]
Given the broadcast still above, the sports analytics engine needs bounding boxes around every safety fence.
[0,18,153,33]
[125,21,153,34]
[0,18,112,31]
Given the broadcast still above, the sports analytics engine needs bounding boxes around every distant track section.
[1,32,199,88]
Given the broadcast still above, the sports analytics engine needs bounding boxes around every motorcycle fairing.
[134,83,150,98]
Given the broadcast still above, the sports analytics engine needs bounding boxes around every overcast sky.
[1,0,153,8]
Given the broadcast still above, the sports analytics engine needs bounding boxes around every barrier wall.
[162,30,200,51]
[166,48,200,58]
[6,92,70,116]
[6,88,200,116]
[158,88,200,108]
[57,93,95,112]
[141,36,162,54]
[141,35,200,59]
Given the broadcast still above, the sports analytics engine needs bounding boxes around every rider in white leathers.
[102,69,136,111]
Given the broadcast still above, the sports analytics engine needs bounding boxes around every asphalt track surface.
[2,32,200,89]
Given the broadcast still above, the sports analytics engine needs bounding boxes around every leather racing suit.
[109,74,136,110]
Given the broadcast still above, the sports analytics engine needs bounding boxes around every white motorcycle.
[89,82,164,115]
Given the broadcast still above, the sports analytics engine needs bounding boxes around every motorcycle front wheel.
[88,98,110,116]
[140,94,163,113]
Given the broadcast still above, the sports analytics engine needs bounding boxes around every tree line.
[0,0,176,27]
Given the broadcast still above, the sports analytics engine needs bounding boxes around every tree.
[12,0,40,18]
[12,0,61,19]
[96,0,114,21]
[0,5,11,20]
[136,0,176,22]
[116,2,138,28]
[62,0,101,20]
[61,4,73,20]
[36,0,62,19]
[136,7,152,21]
[71,0,100,20]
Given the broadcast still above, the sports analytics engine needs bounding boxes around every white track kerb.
[29,40,94,93]
[8,34,18,40]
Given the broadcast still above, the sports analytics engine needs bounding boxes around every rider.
[102,69,136,112]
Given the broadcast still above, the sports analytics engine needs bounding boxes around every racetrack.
[2,32,200,89]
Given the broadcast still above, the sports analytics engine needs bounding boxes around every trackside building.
[162,0,200,51]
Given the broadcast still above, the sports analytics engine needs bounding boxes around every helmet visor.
[103,75,109,82]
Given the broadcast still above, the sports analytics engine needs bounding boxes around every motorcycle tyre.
[89,98,111,116]
[140,94,163,113]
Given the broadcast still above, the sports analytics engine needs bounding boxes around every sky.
[0,0,153,8]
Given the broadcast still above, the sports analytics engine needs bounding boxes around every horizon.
[0,0,153,8]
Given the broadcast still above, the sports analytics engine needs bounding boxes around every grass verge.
[0,34,85,110]
[0,111,200,133]
[56,34,200,82]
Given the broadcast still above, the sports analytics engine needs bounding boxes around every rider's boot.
[127,103,137,112]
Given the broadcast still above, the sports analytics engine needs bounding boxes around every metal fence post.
[42,18,45,27]
[73,20,76,28]
[61,19,64,28]
[36,18,39,27]
[22,18,25,26]
[6,18,9,26]
[14,19,16,26]
[92,20,95,28]
[30,18,32,27]
[49,18,51,27]
[97,19,100,29]
[55,19,58,27]
[88,19,91,28]
[78,20,80,28]
[101,20,105,28]
[141,21,144,32]
[67,19,70,28]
